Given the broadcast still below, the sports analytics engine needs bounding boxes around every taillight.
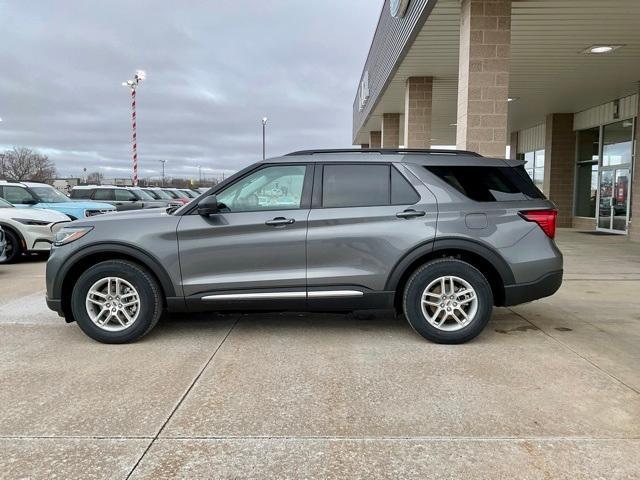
[518,209,558,238]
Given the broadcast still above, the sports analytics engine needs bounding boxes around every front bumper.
[503,270,563,306]
[46,296,65,317]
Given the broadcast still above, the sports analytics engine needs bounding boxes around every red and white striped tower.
[122,70,146,186]
[131,87,138,185]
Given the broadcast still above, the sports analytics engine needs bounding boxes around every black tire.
[71,260,163,343]
[403,258,493,344]
[1,229,22,264]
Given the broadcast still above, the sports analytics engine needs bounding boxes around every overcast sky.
[0,1,380,181]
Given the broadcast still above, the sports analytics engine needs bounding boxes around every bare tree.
[86,171,104,184]
[0,147,57,183]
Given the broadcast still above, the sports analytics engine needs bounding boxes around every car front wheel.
[1,229,22,264]
[403,258,493,344]
[71,260,163,343]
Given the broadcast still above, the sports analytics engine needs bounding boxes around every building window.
[574,127,599,218]
[523,149,545,192]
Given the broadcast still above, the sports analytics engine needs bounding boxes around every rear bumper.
[503,270,563,306]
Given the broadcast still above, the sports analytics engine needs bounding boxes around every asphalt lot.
[1,229,639,479]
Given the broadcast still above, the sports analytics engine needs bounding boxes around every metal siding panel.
[517,124,546,153]
[573,94,638,130]
[353,0,435,141]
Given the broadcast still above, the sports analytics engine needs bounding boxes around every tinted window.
[30,186,70,203]
[391,167,419,205]
[115,189,137,201]
[322,164,389,208]
[93,189,114,201]
[2,186,36,204]
[425,165,545,202]
[217,164,307,212]
[71,189,92,199]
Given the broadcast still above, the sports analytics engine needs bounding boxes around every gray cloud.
[0,0,379,181]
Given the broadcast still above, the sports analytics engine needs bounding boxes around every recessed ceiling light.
[583,45,623,54]
[449,123,457,126]
[508,97,518,102]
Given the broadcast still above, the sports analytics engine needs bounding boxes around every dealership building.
[353,0,640,240]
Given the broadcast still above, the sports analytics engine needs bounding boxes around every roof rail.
[285,148,482,157]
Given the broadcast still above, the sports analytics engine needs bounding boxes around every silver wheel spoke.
[421,275,478,332]
[86,276,141,332]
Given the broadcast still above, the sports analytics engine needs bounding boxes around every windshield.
[163,189,184,199]
[130,188,155,200]
[172,190,189,199]
[149,189,169,199]
[0,198,14,208]
[31,186,70,203]
[181,190,197,198]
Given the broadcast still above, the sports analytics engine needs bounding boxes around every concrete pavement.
[1,229,639,479]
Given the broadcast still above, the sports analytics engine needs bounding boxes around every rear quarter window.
[71,189,92,199]
[425,165,545,202]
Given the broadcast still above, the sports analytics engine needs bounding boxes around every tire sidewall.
[71,261,159,343]
[2,229,21,264]
[404,259,493,344]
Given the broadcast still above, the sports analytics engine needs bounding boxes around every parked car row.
[0,180,203,263]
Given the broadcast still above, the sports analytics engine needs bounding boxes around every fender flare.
[52,242,177,299]
[385,237,515,291]
[0,222,26,249]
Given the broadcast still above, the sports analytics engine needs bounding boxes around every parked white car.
[0,197,71,263]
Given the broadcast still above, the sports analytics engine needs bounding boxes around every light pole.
[262,117,268,161]
[122,70,146,186]
[158,160,166,187]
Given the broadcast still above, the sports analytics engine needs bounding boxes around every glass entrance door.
[596,120,634,233]
[598,168,630,232]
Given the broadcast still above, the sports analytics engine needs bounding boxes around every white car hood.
[0,207,70,223]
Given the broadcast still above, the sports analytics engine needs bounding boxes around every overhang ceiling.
[355,0,640,145]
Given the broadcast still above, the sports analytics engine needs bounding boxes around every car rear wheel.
[1,229,22,264]
[71,260,163,343]
[403,258,492,344]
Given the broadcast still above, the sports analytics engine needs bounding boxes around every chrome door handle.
[265,217,295,226]
[396,209,426,219]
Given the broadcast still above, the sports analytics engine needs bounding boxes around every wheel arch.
[0,222,26,248]
[386,237,515,310]
[56,243,176,322]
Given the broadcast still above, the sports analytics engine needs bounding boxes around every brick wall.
[544,113,576,228]
[456,0,511,158]
[382,113,400,148]
[404,77,433,148]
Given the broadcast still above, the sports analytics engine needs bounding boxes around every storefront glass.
[574,127,599,218]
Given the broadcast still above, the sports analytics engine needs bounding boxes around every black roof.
[286,148,482,157]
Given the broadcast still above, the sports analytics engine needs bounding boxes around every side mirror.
[197,195,220,216]
[23,199,38,206]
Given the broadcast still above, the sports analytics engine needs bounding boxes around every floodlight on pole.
[262,117,268,161]
[158,160,167,187]
[122,70,146,186]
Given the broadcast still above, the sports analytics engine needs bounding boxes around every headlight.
[14,218,51,226]
[53,226,93,246]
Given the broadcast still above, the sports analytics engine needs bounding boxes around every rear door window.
[322,164,390,208]
[93,189,115,201]
[425,165,544,201]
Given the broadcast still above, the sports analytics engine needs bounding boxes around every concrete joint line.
[508,308,640,396]
[124,315,241,479]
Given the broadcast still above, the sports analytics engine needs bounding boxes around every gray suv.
[46,149,563,344]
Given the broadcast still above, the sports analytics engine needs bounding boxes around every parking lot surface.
[1,229,639,479]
